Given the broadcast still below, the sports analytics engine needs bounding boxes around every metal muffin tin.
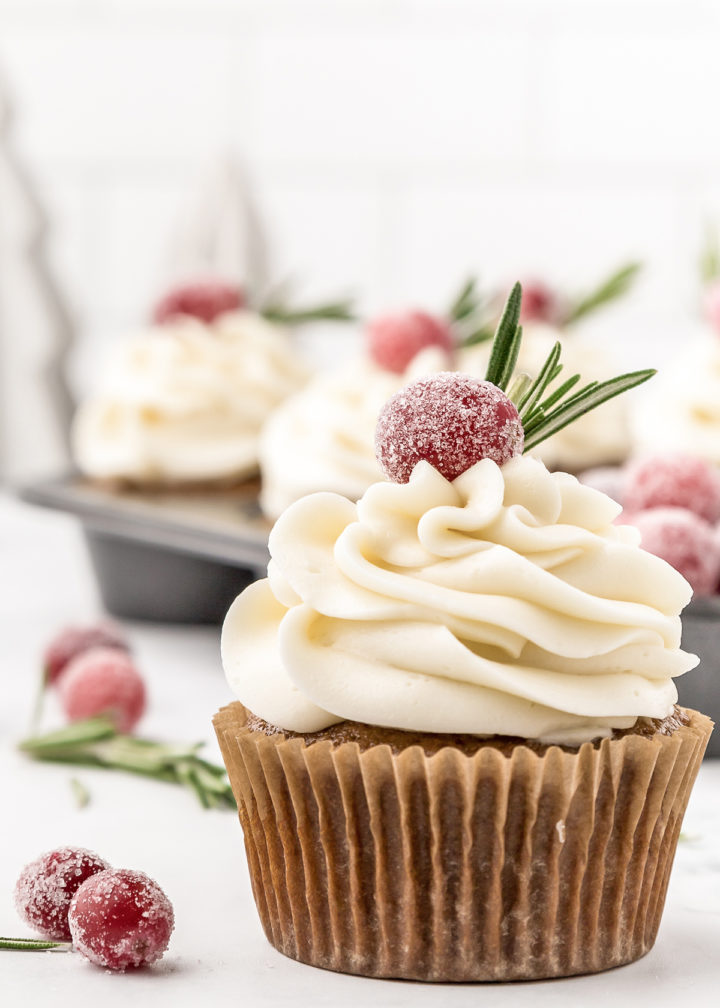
[677,595,720,757]
[22,475,271,624]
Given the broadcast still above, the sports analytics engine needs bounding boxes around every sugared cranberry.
[517,280,559,325]
[366,311,453,374]
[44,623,129,686]
[69,868,174,971]
[624,454,720,524]
[632,507,720,596]
[375,372,524,484]
[153,281,244,325]
[15,847,110,941]
[59,648,146,733]
[703,280,720,334]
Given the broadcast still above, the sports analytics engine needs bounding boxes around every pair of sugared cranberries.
[43,623,145,733]
[613,455,720,596]
[153,280,244,326]
[15,847,174,971]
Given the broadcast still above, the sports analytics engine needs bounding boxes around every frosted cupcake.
[214,285,711,981]
[631,334,720,465]
[72,283,309,489]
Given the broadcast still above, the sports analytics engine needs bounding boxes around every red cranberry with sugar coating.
[518,280,559,325]
[69,868,174,971]
[632,507,720,596]
[153,281,244,325]
[59,647,146,733]
[15,847,111,941]
[367,311,453,374]
[624,454,720,524]
[44,622,129,685]
[375,372,524,484]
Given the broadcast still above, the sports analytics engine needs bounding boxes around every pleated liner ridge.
[213,703,712,982]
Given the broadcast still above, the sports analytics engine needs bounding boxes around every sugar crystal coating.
[375,372,524,484]
[59,647,146,733]
[624,454,720,524]
[15,847,111,941]
[632,507,720,596]
[43,622,129,685]
[367,311,453,374]
[69,868,174,971]
[153,281,244,325]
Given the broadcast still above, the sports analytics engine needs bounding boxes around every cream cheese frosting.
[461,324,631,470]
[222,454,697,745]
[72,311,307,484]
[632,337,720,465]
[259,348,448,518]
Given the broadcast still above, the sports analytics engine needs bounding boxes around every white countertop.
[1,493,719,1007]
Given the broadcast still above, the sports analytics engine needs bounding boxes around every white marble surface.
[1,493,719,1006]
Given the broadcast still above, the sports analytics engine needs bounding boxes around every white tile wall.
[1,0,719,401]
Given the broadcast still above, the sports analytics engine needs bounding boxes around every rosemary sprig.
[485,283,656,450]
[485,282,522,390]
[507,372,532,406]
[19,718,236,811]
[260,298,356,325]
[448,277,481,322]
[563,262,641,326]
[447,276,497,346]
[516,341,562,419]
[0,937,71,951]
[522,371,654,451]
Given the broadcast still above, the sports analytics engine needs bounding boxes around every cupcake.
[214,285,712,981]
[72,283,309,489]
[632,239,720,464]
[631,335,720,465]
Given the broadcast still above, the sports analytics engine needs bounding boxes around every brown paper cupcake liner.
[213,702,712,982]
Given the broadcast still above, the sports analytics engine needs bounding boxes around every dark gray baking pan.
[678,596,720,757]
[21,475,271,624]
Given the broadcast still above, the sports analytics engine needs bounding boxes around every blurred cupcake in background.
[460,263,641,472]
[259,308,453,518]
[72,278,353,490]
[632,233,720,465]
[260,264,641,518]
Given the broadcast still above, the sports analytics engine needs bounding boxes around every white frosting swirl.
[632,337,720,464]
[72,311,307,484]
[259,348,448,518]
[222,455,697,745]
[461,325,631,470]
